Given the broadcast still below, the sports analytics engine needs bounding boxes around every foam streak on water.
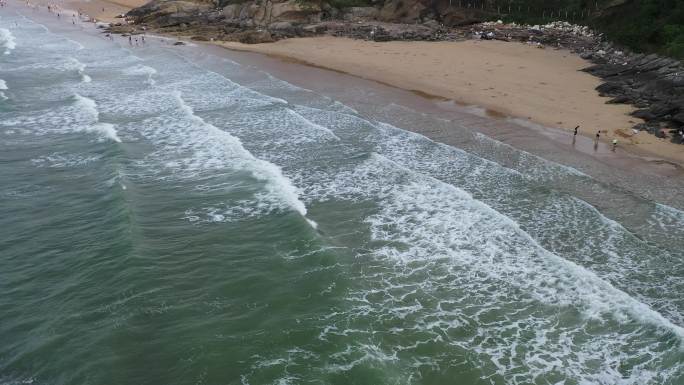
[172,91,311,220]
[0,27,16,55]
[73,94,121,142]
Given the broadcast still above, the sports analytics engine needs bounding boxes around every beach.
[217,37,684,165]
[30,0,145,22]
[27,0,684,164]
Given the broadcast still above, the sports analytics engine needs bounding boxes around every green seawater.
[1,7,683,385]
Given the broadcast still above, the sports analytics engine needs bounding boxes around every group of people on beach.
[127,34,145,46]
[16,0,150,47]
[573,126,619,152]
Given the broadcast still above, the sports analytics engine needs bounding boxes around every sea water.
[1,8,683,385]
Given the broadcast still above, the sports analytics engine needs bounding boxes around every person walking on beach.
[128,35,132,45]
[593,130,600,151]
[612,139,618,152]
[574,126,579,137]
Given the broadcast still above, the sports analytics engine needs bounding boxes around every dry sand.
[30,0,146,23]
[218,37,684,165]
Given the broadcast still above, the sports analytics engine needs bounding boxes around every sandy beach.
[30,0,145,22]
[217,37,684,165]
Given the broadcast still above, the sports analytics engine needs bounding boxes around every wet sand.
[217,37,684,166]
[195,43,684,207]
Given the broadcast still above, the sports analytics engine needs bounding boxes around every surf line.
[172,91,317,229]
[73,94,121,142]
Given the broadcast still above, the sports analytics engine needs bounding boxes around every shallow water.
[1,8,683,385]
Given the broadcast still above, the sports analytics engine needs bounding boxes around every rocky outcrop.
[127,0,213,26]
[221,0,321,27]
[340,7,378,22]
[582,48,684,138]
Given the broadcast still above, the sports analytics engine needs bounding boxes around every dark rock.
[237,30,273,44]
[632,109,657,121]
[672,112,684,124]
[596,81,625,96]
[607,96,630,104]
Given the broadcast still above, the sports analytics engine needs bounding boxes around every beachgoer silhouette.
[611,139,617,152]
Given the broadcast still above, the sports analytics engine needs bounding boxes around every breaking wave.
[0,28,16,55]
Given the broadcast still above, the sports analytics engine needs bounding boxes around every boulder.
[596,81,625,96]
[270,0,321,23]
[632,109,656,121]
[672,112,684,124]
[268,21,294,31]
[221,4,243,20]
[341,7,378,21]
[237,30,274,44]
[127,0,212,25]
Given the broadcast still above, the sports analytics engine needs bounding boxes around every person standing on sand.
[574,126,579,137]
[612,138,618,151]
[594,130,600,151]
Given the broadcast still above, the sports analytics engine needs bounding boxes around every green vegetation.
[594,0,684,59]
[490,0,684,60]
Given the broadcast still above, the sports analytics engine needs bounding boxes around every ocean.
[1,6,683,385]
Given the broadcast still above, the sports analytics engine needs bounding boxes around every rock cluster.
[458,20,684,143]
[581,45,684,139]
[323,21,456,41]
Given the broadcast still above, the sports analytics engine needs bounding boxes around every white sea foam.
[286,109,340,140]
[87,123,121,143]
[172,91,311,222]
[73,94,121,142]
[123,65,157,85]
[74,94,98,119]
[64,57,91,83]
[305,153,683,383]
[372,152,684,333]
[0,28,16,55]
[0,79,8,90]
[31,153,103,168]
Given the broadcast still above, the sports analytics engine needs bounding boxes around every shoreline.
[213,37,684,167]
[7,0,684,195]
[28,0,684,167]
